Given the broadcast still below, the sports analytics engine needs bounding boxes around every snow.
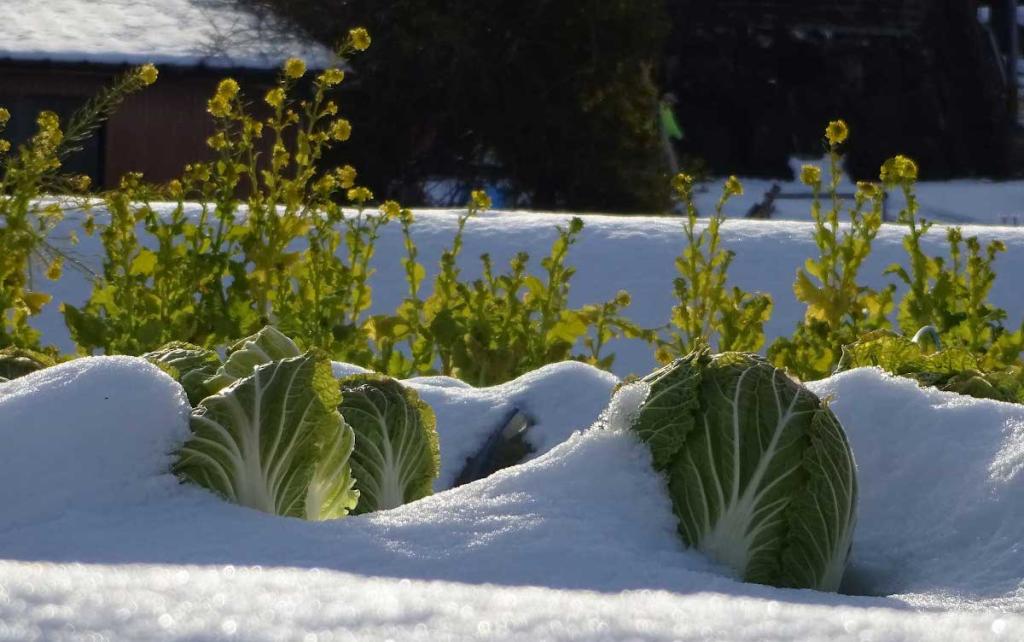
[31,204,1024,379]
[0,0,334,69]
[2,355,1024,639]
[694,159,1024,226]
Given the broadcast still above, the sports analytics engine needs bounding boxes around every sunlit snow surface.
[0,0,333,68]
[1,357,1023,640]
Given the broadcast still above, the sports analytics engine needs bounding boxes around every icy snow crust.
[0,0,334,69]
[2,358,1024,639]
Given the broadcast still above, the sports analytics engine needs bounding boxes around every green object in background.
[660,101,684,141]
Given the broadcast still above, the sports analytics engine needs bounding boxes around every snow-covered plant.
[623,350,858,592]
[143,342,222,405]
[175,351,359,520]
[838,330,1023,403]
[338,374,440,513]
[657,174,772,363]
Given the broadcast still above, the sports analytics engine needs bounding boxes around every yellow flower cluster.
[208,78,240,117]
[347,186,374,203]
[880,155,918,184]
[855,181,881,201]
[349,27,371,51]
[329,119,352,141]
[380,200,402,220]
[826,119,848,147]
[337,165,357,189]
[0,107,9,125]
[0,140,10,154]
[138,64,159,86]
[800,164,822,187]
[264,87,286,109]
[723,175,743,198]
[470,189,492,211]
[320,68,345,86]
[283,58,306,79]
[671,172,694,196]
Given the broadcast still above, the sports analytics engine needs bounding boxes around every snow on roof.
[0,0,335,70]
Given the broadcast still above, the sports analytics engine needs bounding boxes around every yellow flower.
[329,119,352,141]
[855,181,881,201]
[206,132,228,150]
[207,96,231,118]
[470,189,492,211]
[46,257,63,281]
[380,200,402,220]
[338,165,357,188]
[138,64,159,86]
[0,107,9,125]
[320,68,345,86]
[723,175,743,198]
[896,155,918,182]
[880,155,918,184]
[0,140,9,154]
[323,101,338,116]
[37,111,60,132]
[264,87,286,109]
[825,119,849,146]
[349,27,371,51]
[216,78,240,100]
[72,175,91,191]
[283,57,306,79]
[347,186,374,203]
[671,172,694,196]
[800,164,822,187]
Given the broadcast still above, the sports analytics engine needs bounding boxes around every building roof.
[0,0,335,70]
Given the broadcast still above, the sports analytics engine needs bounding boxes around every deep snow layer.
[1,357,1023,639]
[33,207,1024,378]
[0,0,333,69]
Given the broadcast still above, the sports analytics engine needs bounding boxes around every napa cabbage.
[624,350,858,592]
[338,374,440,513]
[174,351,358,520]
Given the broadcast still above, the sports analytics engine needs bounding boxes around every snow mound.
[0,356,190,533]
[811,368,1024,606]
[406,360,619,488]
[1,359,1024,638]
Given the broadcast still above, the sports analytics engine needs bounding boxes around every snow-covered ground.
[2,357,1023,640]
[6,204,1024,639]
[695,160,1024,227]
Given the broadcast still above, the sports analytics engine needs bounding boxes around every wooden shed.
[0,0,332,188]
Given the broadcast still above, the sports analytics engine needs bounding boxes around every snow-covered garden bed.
[3,209,1024,640]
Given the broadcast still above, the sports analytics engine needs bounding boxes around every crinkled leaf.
[632,352,857,592]
[175,352,358,520]
[143,342,222,405]
[339,374,440,513]
[630,350,704,470]
[205,326,301,392]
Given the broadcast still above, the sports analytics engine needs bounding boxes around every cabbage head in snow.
[143,342,222,405]
[338,374,440,513]
[204,326,302,392]
[625,350,857,592]
[175,351,358,520]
